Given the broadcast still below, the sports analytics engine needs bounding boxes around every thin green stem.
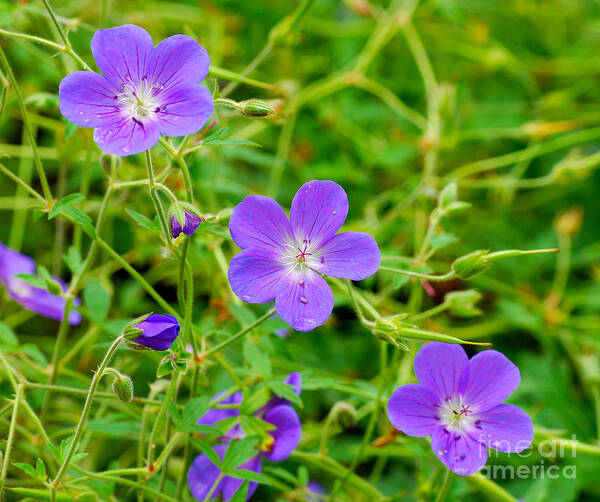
[146,374,179,471]
[51,336,123,487]
[0,383,23,500]
[0,46,52,203]
[434,469,453,502]
[379,265,455,282]
[145,150,172,245]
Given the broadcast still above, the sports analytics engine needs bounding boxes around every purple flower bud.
[171,211,204,238]
[132,314,180,351]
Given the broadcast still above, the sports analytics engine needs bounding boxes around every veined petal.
[431,426,488,476]
[91,25,154,88]
[275,269,334,332]
[313,231,380,280]
[414,342,469,402]
[228,248,289,303]
[263,405,301,462]
[93,116,160,156]
[59,71,121,128]
[289,180,348,249]
[461,350,520,413]
[229,195,293,252]
[387,384,441,437]
[155,84,213,137]
[471,404,533,453]
[146,34,210,89]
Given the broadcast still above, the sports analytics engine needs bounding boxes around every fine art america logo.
[480,436,577,480]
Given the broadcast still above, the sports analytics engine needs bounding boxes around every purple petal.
[5,277,81,325]
[461,350,520,412]
[229,195,293,252]
[431,426,488,476]
[0,242,35,281]
[289,180,348,249]
[146,34,210,90]
[198,392,242,427]
[133,314,180,351]
[285,372,302,396]
[313,231,380,280]
[172,211,204,238]
[228,248,289,304]
[275,269,334,332]
[471,404,533,453]
[220,454,262,501]
[155,84,213,137]
[414,342,469,402]
[307,481,326,501]
[262,405,301,462]
[387,384,441,437]
[59,71,121,128]
[91,25,154,88]
[93,116,160,156]
[187,445,225,500]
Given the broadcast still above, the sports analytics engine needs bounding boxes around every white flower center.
[117,77,162,122]
[281,236,323,274]
[439,396,476,433]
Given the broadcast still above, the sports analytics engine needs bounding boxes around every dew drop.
[78,111,84,115]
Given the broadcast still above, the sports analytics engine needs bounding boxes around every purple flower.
[228,180,381,332]
[387,342,533,475]
[59,25,214,156]
[132,314,180,351]
[0,242,81,324]
[188,373,302,501]
[306,481,326,501]
[171,211,204,238]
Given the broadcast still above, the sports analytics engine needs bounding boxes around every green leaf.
[83,279,111,323]
[62,246,82,274]
[431,230,458,250]
[125,209,160,233]
[35,458,46,479]
[243,340,271,378]
[227,469,270,484]
[21,344,48,365]
[13,273,46,289]
[0,322,18,347]
[12,462,41,481]
[63,205,96,237]
[48,193,84,220]
[268,381,302,407]
[229,481,249,502]
[179,397,210,431]
[190,439,223,469]
[223,436,260,472]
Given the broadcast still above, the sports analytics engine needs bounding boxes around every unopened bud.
[241,99,276,118]
[111,372,134,402]
[445,289,483,317]
[333,401,358,429]
[452,250,490,280]
[437,183,458,208]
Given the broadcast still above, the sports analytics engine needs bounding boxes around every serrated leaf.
[223,437,260,472]
[243,340,271,378]
[179,397,210,430]
[83,279,111,323]
[64,205,96,237]
[125,209,160,233]
[190,439,223,469]
[268,381,302,407]
[229,481,249,502]
[12,463,41,480]
[0,322,18,347]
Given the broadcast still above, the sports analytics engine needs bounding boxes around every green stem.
[145,150,172,245]
[147,374,179,471]
[434,469,453,502]
[0,383,23,500]
[51,336,123,487]
[203,473,225,502]
[0,46,52,203]
[202,307,276,358]
[379,265,455,282]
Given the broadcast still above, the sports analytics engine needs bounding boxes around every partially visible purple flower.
[132,314,180,351]
[188,373,302,501]
[0,242,81,324]
[171,211,204,238]
[228,180,381,332]
[306,481,326,502]
[387,342,533,475]
[59,25,214,156]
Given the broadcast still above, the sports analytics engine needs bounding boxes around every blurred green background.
[0,0,599,501]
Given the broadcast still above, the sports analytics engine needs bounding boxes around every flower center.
[116,77,162,122]
[439,397,475,432]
